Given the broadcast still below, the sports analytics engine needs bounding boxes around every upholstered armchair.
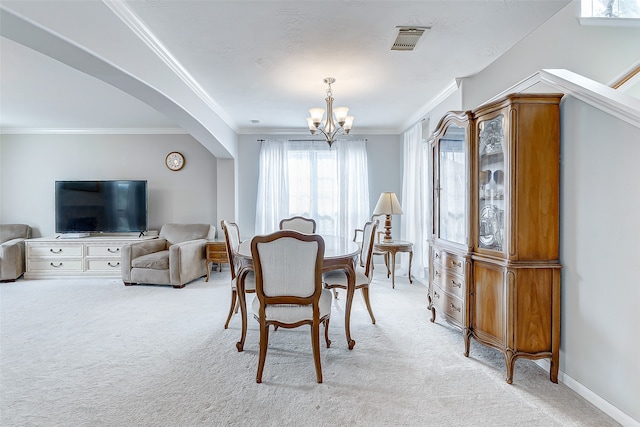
[0,224,32,282]
[121,223,215,288]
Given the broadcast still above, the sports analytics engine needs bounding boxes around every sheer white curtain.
[335,139,370,237]
[255,139,369,238]
[255,139,290,234]
[400,122,429,280]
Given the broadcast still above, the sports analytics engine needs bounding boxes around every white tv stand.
[25,232,158,279]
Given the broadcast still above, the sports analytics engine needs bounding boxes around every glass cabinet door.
[437,124,466,245]
[477,115,505,252]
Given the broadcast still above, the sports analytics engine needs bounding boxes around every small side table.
[205,241,229,281]
[373,240,413,288]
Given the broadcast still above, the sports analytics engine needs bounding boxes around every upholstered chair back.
[279,216,316,234]
[359,220,377,273]
[221,220,241,279]
[0,224,31,243]
[252,232,324,299]
[159,223,215,246]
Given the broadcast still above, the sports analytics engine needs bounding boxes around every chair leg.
[311,321,323,383]
[256,320,269,384]
[224,290,237,329]
[361,287,376,325]
[324,318,331,348]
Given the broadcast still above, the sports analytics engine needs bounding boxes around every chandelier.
[306,77,354,147]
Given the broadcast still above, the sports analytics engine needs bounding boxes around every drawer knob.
[433,290,440,299]
[449,303,461,312]
[434,270,441,277]
[107,248,120,253]
[50,248,63,254]
[50,262,63,268]
[434,253,440,259]
[450,280,462,288]
[450,260,461,268]
[108,262,120,268]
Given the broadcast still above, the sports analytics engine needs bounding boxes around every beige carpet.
[0,268,617,426]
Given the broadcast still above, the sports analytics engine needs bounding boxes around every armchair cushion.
[0,224,32,282]
[132,250,170,269]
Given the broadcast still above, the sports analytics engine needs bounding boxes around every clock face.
[165,152,185,171]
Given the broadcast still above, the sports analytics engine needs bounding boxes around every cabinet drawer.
[28,245,83,257]
[86,245,122,257]
[206,242,229,263]
[29,259,83,272]
[432,266,464,298]
[434,250,465,275]
[87,259,122,272]
[431,285,464,325]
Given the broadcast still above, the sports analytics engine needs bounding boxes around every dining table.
[233,234,360,351]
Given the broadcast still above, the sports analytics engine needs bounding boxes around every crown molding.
[488,69,640,129]
[0,127,187,135]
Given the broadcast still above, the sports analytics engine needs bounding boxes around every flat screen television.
[55,180,148,234]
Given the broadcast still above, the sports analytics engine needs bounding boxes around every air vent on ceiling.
[391,26,430,51]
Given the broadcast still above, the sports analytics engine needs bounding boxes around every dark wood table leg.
[344,264,356,350]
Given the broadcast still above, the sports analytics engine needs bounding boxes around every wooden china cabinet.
[428,93,563,384]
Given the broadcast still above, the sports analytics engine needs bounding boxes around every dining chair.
[251,230,331,383]
[220,220,256,329]
[353,214,388,275]
[324,220,378,324]
[279,216,316,234]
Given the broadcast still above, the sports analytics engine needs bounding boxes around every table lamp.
[373,192,403,242]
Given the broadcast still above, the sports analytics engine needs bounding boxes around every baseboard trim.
[534,360,639,427]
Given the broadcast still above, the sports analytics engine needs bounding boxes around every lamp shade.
[373,192,403,216]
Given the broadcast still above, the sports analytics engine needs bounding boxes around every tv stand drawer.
[29,259,83,272]
[28,243,83,258]
[87,259,122,272]
[86,244,122,257]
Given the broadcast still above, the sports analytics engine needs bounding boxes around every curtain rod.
[256,139,367,142]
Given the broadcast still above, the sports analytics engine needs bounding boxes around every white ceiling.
[0,1,571,136]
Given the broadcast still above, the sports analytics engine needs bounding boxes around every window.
[255,139,370,237]
[581,0,640,18]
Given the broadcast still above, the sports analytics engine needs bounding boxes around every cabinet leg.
[505,349,516,384]
[427,294,436,323]
[463,329,470,357]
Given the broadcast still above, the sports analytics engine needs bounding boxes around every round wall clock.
[165,151,185,171]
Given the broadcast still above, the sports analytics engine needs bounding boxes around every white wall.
[235,134,403,239]
[0,133,218,238]
[560,96,640,422]
[462,1,640,109]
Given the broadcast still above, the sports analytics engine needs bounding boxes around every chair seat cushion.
[131,250,169,270]
[251,289,332,324]
[322,266,369,287]
[233,271,256,292]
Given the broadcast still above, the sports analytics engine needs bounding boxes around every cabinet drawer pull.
[50,248,63,254]
[449,303,461,312]
[434,270,441,277]
[450,260,462,268]
[107,248,120,253]
[108,262,120,268]
[450,279,462,288]
[434,253,440,259]
[50,262,63,268]
[433,290,440,299]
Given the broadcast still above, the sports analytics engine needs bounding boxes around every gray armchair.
[0,224,32,282]
[121,223,215,288]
